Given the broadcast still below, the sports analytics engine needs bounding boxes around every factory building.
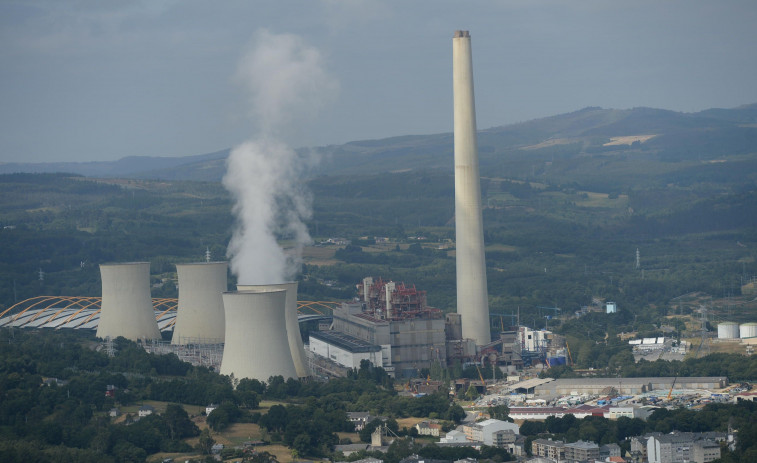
[315,277,447,377]
[172,262,227,345]
[462,419,520,446]
[453,30,490,346]
[309,330,383,369]
[534,377,728,397]
[96,262,161,341]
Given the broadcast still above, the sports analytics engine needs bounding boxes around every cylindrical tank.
[220,290,297,381]
[96,262,161,341]
[237,282,309,377]
[740,323,757,339]
[718,322,740,339]
[172,262,228,345]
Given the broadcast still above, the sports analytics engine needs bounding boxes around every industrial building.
[219,290,298,381]
[453,30,490,346]
[461,419,520,446]
[312,277,446,377]
[172,262,228,345]
[309,330,383,369]
[96,262,161,341]
[534,377,729,397]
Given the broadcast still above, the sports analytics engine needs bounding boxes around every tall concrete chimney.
[453,30,490,345]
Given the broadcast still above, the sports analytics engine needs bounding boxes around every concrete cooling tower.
[237,282,309,377]
[171,262,228,345]
[219,290,298,381]
[453,30,491,346]
[96,262,161,341]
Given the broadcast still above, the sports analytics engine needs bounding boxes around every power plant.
[453,30,491,346]
[309,276,447,378]
[96,262,161,342]
[219,289,298,381]
[237,282,310,378]
[172,262,228,345]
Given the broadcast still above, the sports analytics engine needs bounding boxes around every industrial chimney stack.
[453,30,490,345]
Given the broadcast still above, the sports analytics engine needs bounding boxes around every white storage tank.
[718,322,740,339]
[739,322,757,339]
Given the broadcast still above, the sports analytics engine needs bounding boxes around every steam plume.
[224,30,337,285]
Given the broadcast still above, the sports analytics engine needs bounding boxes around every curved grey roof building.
[219,290,298,381]
[237,282,309,377]
[96,262,161,341]
[172,262,228,344]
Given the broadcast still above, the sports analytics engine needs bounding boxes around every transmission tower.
[635,248,641,270]
[696,304,710,357]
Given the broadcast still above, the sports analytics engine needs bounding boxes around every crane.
[566,341,574,366]
[475,363,487,394]
[667,376,678,401]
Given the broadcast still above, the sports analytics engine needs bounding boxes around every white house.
[440,429,468,444]
[138,405,155,417]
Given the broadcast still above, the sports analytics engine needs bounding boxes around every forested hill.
[2,104,756,184]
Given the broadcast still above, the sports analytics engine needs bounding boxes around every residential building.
[532,438,565,461]
[563,440,599,462]
[415,421,442,437]
[648,432,724,463]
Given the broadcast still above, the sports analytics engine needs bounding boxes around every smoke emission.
[224,30,337,285]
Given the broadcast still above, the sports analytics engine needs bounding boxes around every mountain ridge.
[2,104,756,181]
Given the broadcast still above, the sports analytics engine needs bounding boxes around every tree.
[164,404,199,440]
[196,428,215,455]
[488,404,510,421]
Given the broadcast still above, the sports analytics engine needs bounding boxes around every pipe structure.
[453,30,491,345]
[171,262,228,344]
[237,282,309,377]
[220,290,298,381]
[96,262,161,341]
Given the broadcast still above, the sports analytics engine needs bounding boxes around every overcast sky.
[1,0,756,163]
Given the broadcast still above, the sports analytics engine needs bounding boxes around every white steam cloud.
[224,30,337,285]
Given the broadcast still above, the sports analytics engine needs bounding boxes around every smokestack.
[172,262,228,345]
[96,262,161,341]
[453,30,490,345]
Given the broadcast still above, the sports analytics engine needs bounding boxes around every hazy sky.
[1,0,756,163]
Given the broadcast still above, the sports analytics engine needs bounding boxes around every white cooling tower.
[237,282,309,377]
[96,262,161,341]
[220,290,298,381]
[453,30,491,345]
[171,262,228,345]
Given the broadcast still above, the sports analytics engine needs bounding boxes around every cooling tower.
[96,262,161,341]
[237,282,309,377]
[171,262,228,345]
[220,290,298,381]
[453,30,490,345]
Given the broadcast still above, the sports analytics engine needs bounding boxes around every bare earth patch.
[603,135,657,146]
